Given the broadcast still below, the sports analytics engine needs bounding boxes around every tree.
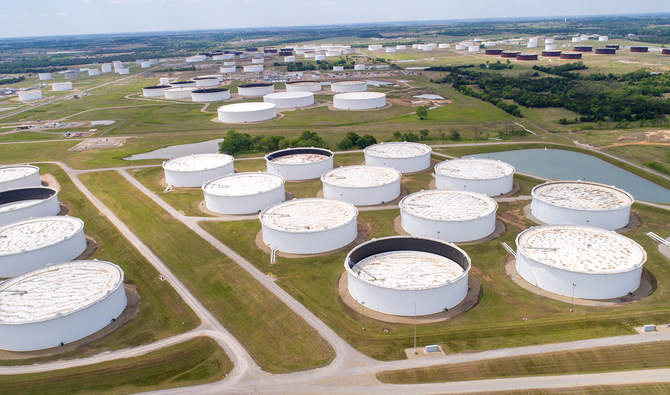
[345,132,361,145]
[419,129,429,140]
[337,138,353,151]
[450,129,460,141]
[356,134,377,148]
[402,133,420,142]
[392,131,402,141]
[416,105,429,120]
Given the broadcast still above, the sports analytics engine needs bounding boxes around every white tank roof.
[352,251,464,290]
[334,92,385,100]
[532,181,633,211]
[0,261,124,324]
[218,102,275,113]
[264,91,313,99]
[0,165,39,184]
[0,216,84,255]
[289,81,320,86]
[332,80,366,86]
[203,172,283,197]
[270,153,329,165]
[163,153,233,173]
[260,198,357,233]
[364,142,431,159]
[400,190,497,222]
[321,165,401,188]
[517,225,646,274]
[436,158,514,180]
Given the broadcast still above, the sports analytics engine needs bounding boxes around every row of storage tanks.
[159,140,646,317]
[0,165,127,351]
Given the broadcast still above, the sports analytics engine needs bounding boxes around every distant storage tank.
[574,46,593,52]
[345,236,471,316]
[527,42,538,48]
[663,49,670,55]
[141,61,151,68]
[321,165,401,206]
[396,45,406,50]
[169,80,197,88]
[202,172,285,215]
[238,83,274,97]
[142,85,170,97]
[400,189,498,243]
[18,90,43,102]
[364,142,431,173]
[243,64,264,73]
[101,64,112,73]
[515,225,646,299]
[0,187,60,227]
[38,73,51,80]
[595,48,617,55]
[483,42,496,47]
[438,43,451,49]
[599,36,609,42]
[164,87,196,99]
[368,44,383,51]
[217,102,277,123]
[529,37,538,43]
[468,46,479,52]
[252,58,265,64]
[455,45,466,50]
[260,198,358,254]
[333,66,344,72]
[118,68,130,74]
[0,260,127,351]
[331,80,367,92]
[630,46,649,53]
[186,55,206,63]
[485,49,503,55]
[0,165,41,192]
[434,158,515,196]
[220,66,236,73]
[286,81,322,92]
[545,38,555,44]
[88,69,100,76]
[606,44,620,50]
[385,47,396,53]
[191,88,230,102]
[542,50,562,57]
[333,92,386,110]
[516,53,539,60]
[163,153,234,188]
[315,55,326,61]
[193,76,220,88]
[224,61,236,66]
[354,64,366,71]
[264,91,314,108]
[265,147,333,181]
[0,216,87,278]
[284,56,296,62]
[545,44,557,51]
[580,35,589,41]
[530,181,633,230]
[501,51,520,58]
[64,71,76,79]
[326,50,342,57]
[560,52,583,59]
[572,37,582,43]
[159,77,170,85]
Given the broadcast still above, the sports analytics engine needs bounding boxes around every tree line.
[218,130,329,155]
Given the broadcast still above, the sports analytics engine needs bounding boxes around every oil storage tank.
[265,147,333,181]
[0,187,60,227]
[142,85,170,97]
[18,90,42,102]
[434,158,515,196]
[163,153,234,188]
[238,83,274,97]
[191,88,230,102]
[52,82,73,91]
[333,92,386,110]
[260,198,358,254]
[286,81,322,92]
[0,260,127,351]
[263,91,314,108]
[345,236,470,316]
[203,172,285,215]
[331,80,367,93]
[515,225,646,299]
[364,142,432,173]
[321,165,401,205]
[217,102,277,123]
[0,165,41,192]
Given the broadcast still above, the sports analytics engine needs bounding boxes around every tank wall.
[52,82,73,91]
[0,171,42,193]
[204,186,285,214]
[264,94,314,108]
[164,89,194,99]
[323,180,400,206]
[238,85,274,97]
[530,199,630,230]
[400,210,496,242]
[195,79,220,88]
[192,91,230,102]
[142,88,166,97]
[164,163,234,188]
[0,285,127,351]
[218,106,276,123]
[0,194,60,227]
[286,83,321,92]
[364,153,430,173]
[333,95,386,110]
[266,157,333,181]
[347,271,468,316]
[220,66,236,73]
[436,173,513,196]
[516,253,642,299]
[261,220,357,254]
[331,83,367,93]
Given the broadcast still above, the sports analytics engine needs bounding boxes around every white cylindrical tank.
[304,52,316,58]
[285,56,296,62]
[321,165,401,206]
[286,81,321,92]
[52,82,73,91]
[315,55,326,61]
[353,64,366,71]
[149,59,158,65]
[163,153,234,188]
[141,61,151,68]
[345,236,471,316]
[266,147,333,181]
[203,172,285,215]
[412,44,420,49]
[385,47,397,53]
[243,64,264,73]
[263,91,314,108]
[64,71,76,79]
[438,43,450,49]
[0,260,127,351]
[186,55,206,63]
[38,73,51,80]
[434,158,515,196]
[18,90,43,102]
[331,80,367,92]
[0,216,87,277]
[364,142,431,173]
[260,198,358,254]
[101,64,112,73]
[238,83,274,97]
[483,42,496,47]
[252,58,265,64]
[142,85,170,97]
[220,66,236,73]
[572,37,582,43]
[469,46,479,52]
[396,45,406,50]
[224,61,236,66]
[580,35,589,41]
[191,88,230,102]
[0,165,41,192]
[118,68,130,74]
[344,48,357,54]
[217,102,277,123]
[455,44,466,50]
[529,37,539,43]
[599,36,609,42]
[159,77,170,85]
[545,44,557,51]
[368,44,383,51]
[193,77,220,88]
[545,38,555,44]
[333,66,344,72]
[400,189,498,242]
[527,42,538,48]
[88,69,100,76]
[333,92,386,110]
[164,87,196,99]
[169,81,197,88]
[530,181,633,230]
[326,50,342,57]
[0,187,60,227]
[515,225,646,299]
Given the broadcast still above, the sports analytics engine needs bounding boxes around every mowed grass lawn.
[80,171,335,373]
[201,201,670,361]
[0,337,231,395]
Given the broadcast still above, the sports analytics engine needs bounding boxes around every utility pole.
[414,303,417,355]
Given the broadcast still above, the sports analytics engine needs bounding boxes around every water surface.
[125,139,222,161]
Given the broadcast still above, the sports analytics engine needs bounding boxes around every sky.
[0,0,669,39]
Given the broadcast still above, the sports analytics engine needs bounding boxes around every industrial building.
[217,102,277,123]
[321,165,401,206]
[203,172,285,215]
[364,142,432,173]
[265,147,333,181]
[0,186,60,227]
[163,153,234,188]
[264,91,314,108]
[434,158,515,196]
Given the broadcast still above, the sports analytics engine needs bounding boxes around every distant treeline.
[218,130,329,155]
[0,75,24,85]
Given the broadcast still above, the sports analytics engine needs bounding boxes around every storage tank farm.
[515,225,646,299]
[0,261,127,351]
[217,102,277,123]
[400,190,498,243]
[364,142,432,173]
[264,92,314,108]
[321,165,402,206]
[265,147,334,181]
[434,158,515,196]
[202,172,285,215]
[530,181,633,230]
[0,186,60,227]
[0,165,41,192]
[260,198,358,254]
[345,236,471,316]
[0,216,87,278]
[163,153,234,188]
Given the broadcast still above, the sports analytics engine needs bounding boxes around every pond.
[468,149,670,204]
[125,139,222,161]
